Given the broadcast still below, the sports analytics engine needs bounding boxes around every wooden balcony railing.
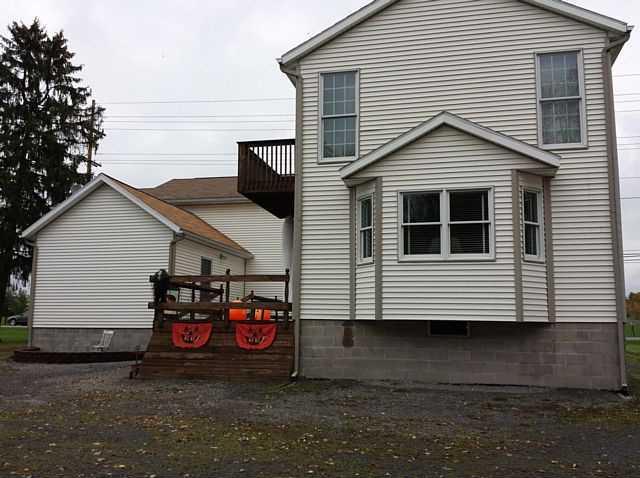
[238,139,295,193]
[237,139,295,218]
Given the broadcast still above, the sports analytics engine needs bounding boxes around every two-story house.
[240,0,632,389]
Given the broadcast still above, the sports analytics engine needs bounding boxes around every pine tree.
[0,19,105,315]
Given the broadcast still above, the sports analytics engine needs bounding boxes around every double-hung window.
[400,189,493,260]
[523,190,543,261]
[321,71,358,160]
[358,196,373,263]
[536,51,586,148]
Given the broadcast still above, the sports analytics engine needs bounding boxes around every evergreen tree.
[0,19,105,315]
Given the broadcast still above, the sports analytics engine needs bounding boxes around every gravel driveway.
[0,360,638,478]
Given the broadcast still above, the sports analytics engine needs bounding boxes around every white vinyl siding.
[297,0,615,323]
[173,239,245,300]
[32,185,172,329]
[187,203,287,300]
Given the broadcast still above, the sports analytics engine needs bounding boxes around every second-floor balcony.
[237,138,295,218]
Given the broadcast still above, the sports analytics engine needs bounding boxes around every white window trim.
[535,49,588,150]
[522,188,545,263]
[357,194,374,265]
[398,188,495,263]
[318,69,359,164]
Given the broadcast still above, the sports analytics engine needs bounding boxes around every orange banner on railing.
[172,322,212,349]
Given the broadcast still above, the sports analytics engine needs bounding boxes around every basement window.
[428,321,470,337]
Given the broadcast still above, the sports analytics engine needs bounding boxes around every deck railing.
[237,139,295,194]
[149,269,292,328]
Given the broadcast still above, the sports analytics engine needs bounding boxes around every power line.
[104,128,295,132]
[97,152,236,157]
[101,97,295,105]
[615,74,640,78]
[103,120,295,124]
[104,114,295,119]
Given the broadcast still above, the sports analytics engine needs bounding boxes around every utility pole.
[87,99,96,179]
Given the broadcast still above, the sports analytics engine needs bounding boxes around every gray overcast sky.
[4,0,640,291]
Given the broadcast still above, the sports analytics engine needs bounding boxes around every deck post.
[225,269,231,325]
[284,268,290,326]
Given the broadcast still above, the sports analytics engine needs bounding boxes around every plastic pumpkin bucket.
[229,301,248,321]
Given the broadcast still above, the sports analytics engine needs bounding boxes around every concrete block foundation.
[32,328,152,353]
[300,321,623,390]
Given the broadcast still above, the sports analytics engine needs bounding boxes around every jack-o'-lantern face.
[172,323,212,349]
[235,323,277,351]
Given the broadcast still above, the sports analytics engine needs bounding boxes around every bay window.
[400,189,493,260]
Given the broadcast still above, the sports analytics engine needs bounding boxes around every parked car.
[7,314,27,326]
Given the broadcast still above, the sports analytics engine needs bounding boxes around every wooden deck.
[139,270,294,381]
[138,321,294,381]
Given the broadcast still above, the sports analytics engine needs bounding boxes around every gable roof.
[142,176,248,205]
[340,112,561,179]
[279,0,630,66]
[22,174,253,259]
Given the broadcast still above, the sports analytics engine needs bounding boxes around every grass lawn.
[0,326,27,361]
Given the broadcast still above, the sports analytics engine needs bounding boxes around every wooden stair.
[138,321,294,381]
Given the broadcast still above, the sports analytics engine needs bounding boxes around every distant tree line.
[626,292,640,321]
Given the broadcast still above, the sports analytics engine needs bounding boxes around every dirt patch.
[0,361,638,477]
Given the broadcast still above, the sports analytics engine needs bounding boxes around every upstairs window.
[358,196,373,263]
[536,51,586,148]
[400,189,493,260]
[321,71,358,160]
[523,190,543,261]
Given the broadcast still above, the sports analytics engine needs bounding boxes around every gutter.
[279,63,303,380]
[602,31,632,394]
[181,231,253,260]
[168,233,186,275]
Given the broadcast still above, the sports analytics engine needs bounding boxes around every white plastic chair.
[92,330,115,352]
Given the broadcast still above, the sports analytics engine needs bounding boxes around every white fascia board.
[279,0,628,67]
[182,232,254,260]
[21,175,109,240]
[340,112,560,179]
[279,0,397,66]
[521,0,628,35]
[100,175,182,234]
[21,173,182,240]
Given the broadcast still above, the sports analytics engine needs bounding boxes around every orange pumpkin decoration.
[229,301,248,321]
